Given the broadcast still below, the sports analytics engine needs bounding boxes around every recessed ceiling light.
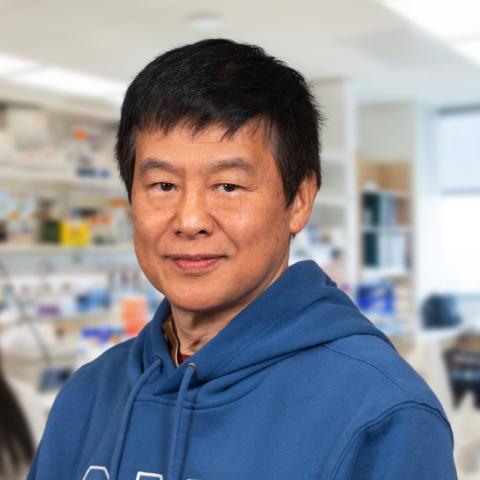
[0,53,37,77]
[189,13,224,31]
[8,67,127,101]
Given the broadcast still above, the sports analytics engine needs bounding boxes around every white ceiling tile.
[0,0,118,51]
[0,0,475,104]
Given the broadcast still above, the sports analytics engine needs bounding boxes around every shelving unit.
[357,158,414,320]
[290,79,357,293]
[0,243,134,254]
[356,102,424,327]
[0,84,155,394]
[0,165,125,192]
[0,89,138,281]
[0,82,119,123]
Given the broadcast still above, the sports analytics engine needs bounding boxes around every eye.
[219,184,238,193]
[157,182,174,192]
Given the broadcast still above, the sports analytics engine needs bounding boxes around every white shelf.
[0,243,134,255]
[362,267,411,281]
[70,176,125,191]
[362,188,410,199]
[41,311,112,326]
[0,166,126,193]
[362,225,411,233]
[0,81,120,122]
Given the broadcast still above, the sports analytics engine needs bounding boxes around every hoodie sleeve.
[332,404,457,480]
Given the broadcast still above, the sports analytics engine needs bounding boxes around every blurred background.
[0,0,479,477]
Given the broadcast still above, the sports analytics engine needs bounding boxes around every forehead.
[135,122,274,168]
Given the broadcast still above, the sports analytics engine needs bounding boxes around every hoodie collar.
[129,260,394,393]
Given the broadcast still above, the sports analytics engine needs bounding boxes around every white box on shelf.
[1,106,49,150]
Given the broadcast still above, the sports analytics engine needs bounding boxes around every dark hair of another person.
[0,365,35,474]
[116,38,323,207]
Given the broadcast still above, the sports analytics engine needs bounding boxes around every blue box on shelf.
[356,283,395,316]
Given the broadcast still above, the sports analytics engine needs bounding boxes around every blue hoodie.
[28,261,456,480]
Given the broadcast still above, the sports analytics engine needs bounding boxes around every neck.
[171,310,233,356]
[170,256,289,356]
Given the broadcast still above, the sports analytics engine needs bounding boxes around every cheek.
[132,200,171,291]
[132,197,169,252]
[214,195,289,253]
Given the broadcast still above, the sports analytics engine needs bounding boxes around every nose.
[172,187,214,239]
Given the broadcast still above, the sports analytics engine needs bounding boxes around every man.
[28,39,456,480]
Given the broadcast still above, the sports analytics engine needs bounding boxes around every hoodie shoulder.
[324,334,446,412]
[322,335,456,480]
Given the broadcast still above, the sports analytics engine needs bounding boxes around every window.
[437,109,480,293]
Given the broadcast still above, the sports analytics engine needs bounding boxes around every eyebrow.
[207,157,255,175]
[138,156,255,176]
[138,158,179,176]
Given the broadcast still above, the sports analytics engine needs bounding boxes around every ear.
[289,176,317,235]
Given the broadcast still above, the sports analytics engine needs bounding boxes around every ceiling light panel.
[379,0,480,40]
[189,14,224,31]
[0,53,37,77]
[9,67,127,99]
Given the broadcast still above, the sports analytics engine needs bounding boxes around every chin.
[165,289,234,313]
[165,295,231,313]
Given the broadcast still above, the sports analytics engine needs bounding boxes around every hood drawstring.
[167,362,197,480]
[109,356,164,480]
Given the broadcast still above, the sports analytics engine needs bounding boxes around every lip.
[168,254,224,273]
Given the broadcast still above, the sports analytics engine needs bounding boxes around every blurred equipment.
[2,342,76,391]
[356,283,395,316]
[444,334,480,406]
[422,294,462,329]
[1,324,76,391]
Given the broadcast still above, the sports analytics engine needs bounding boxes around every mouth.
[168,254,224,273]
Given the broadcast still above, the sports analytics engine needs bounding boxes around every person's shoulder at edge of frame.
[321,331,449,417]
[319,333,456,480]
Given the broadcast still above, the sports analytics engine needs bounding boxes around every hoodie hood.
[128,260,394,399]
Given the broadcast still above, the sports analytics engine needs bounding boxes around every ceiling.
[0,0,480,107]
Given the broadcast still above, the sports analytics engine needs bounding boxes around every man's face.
[132,124,300,315]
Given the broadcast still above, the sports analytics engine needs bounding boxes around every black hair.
[116,38,323,207]
[0,362,35,474]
